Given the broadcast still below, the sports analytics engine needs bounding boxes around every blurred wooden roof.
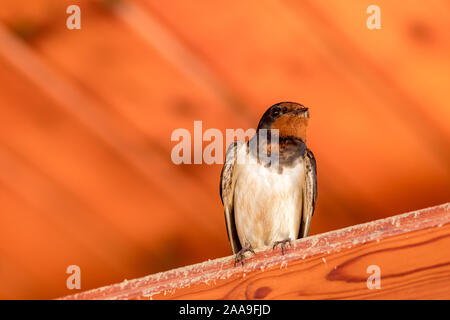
[0,0,449,299]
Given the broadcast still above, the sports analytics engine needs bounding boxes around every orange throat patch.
[271,115,308,141]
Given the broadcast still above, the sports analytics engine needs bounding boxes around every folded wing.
[220,141,244,254]
[299,148,317,238]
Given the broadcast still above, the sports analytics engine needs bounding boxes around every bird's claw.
[273,238,292,255]
[234,243,255,267]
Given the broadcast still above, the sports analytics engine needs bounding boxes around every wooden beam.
[62,202,450,299]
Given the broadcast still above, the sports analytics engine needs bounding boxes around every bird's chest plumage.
[233,151,305,249]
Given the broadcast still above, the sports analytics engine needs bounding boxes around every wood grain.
[63,203,450,300]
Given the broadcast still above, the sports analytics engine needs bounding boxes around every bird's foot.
[273,238,292,255]
[234,242,255,267]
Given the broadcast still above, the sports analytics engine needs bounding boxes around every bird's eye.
[272,108,280,117]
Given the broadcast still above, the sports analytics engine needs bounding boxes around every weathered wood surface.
[63,203,450,300]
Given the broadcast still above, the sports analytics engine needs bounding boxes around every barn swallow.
[220,102,317,266]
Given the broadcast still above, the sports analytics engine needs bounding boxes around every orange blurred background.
[0,0,449,299]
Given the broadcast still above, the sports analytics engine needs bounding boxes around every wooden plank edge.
[60,202,450,300]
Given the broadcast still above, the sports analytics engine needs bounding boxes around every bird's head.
[257,102,309,141]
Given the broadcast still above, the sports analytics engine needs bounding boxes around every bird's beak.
[290,107,309,118]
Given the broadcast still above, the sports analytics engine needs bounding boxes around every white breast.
[233,148,305,249]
